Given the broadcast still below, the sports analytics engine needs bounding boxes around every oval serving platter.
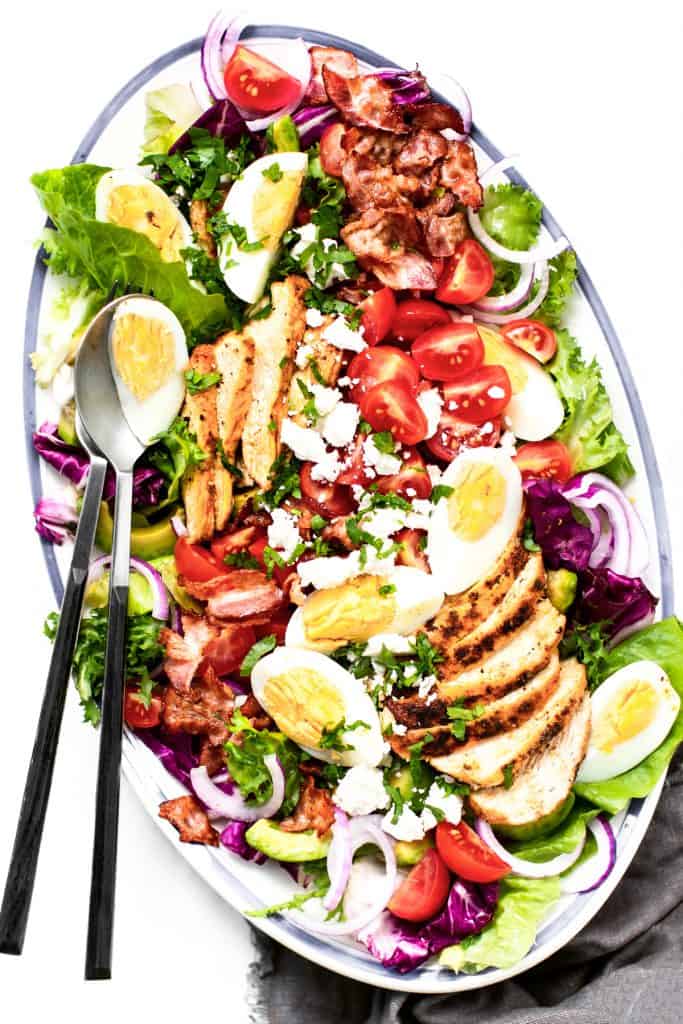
[24,25,674,994]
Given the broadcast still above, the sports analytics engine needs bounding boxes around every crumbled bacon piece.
[282,571,307,606]
[181,569,284,621]
[307,45,358,104]
[406,101,465,133]
[160,615,216,692]
[237,694,273,732]
[341,207,422,263]
[159,795,219,846]
[162,667,235,746]
[280,776,335,837]
[323,67,409,133]
[392,129,448,175]
[322,516,356,551]
[364,252,438,291]
[422,211,469,257]
[440,140,483,209]
[342,153,410,211]
[199,736,226,777]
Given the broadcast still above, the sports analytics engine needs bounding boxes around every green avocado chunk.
[57,400,78,446]
[151,555,202,613]
[493,793,576,842]
[547,569,578,613]
[389,765,414,802]
[85,571,154,617]
[245,820,331,862]
[95,502,176,560]
[265,114,300,153]
[394,836,434,867]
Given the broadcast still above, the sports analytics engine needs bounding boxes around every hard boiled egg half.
[108,297,188,445]
[576,660,680,783]
[95,168,193,262]
[285,567,444,653]
[427,447,523,595]
[218,151,308,303]
[251,648,385,767]
[478,325,564,441]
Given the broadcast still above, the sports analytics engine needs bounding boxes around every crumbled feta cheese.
[322,401,360,448]
[412,499,433,517]
[361,507,407,540]
[336,375,357,389]
[295,343,314,369]
[427,463,443,486]
[363,436,402,476]
[266,508,301,561]
[499,430,517,454]
[416,388,443,439]
[310,383,341,416]
[405,510,432,532]
[392,722,408,736]
[280,419,328,463]
[322,315,367,353]
[487,385,506,400]
[422,780,463,826]
[382,805,426,842]
[359,545,398,576]
[291,226,349,287]
[335,766,390,816]
[305,308,325,328]
[52,363,75,406]
[417,674,437,699]
[297,544,397,590]
[234,694,248,707]
[366,633,415,656]
[310,450,343,483]
[480,419,497,437]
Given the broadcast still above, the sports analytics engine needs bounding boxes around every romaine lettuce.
[142,84,202,156]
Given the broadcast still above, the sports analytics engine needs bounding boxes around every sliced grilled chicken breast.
[469,684,591,826]
[181,344,220,542]
[241,275,308,487]
[213,329,255,530]
[288,315,344,424]
[428,658,587,787]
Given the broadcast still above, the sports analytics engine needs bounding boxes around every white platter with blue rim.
[24,25,674,994]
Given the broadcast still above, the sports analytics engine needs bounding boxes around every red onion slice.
[190,758,284,822]
[201,11,248,100]
[88,554,169,621]
[475,818,585,878]
[563,473,649,578]
[462,263,550,325]
[170,515,187,537]
[472,261,536,313]
[323,808,353,912]
[560,815,617,894]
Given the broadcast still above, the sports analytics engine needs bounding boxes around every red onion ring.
[475,817,585,878]
[461,262,550,325]
[190,758,285,822]
[201,11,248,100]
[170,515,188,537]
[472,261,536,313]
[88,554,169,621]
[323,808,353,912]
[560,815,617,894]
[562,473,649,578]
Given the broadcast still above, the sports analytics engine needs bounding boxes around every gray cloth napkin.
[252,750,683,1024]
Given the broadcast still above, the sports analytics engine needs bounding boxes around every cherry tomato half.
[436,240,496,306]
[501,319,557,364]
[348,346,420,403]
[124,686,163,730]
[247,533,291,588]
[319,122,346,178]
[376,447,432,499]
[390,298,451,343]
[514,440,572,483]
[442,365,512,425]
[360,287,397,346]
[388,849,451,922]
[223,45,301,116]
[175,537,228,583]
[426,412,502,463]
[300,463,355,518]
[435,821,512,883]
[411,322,485,382]
[395,527,430,571]
[359,381,428,446]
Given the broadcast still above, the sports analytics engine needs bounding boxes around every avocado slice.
[389,765,414,802]
[245,820,330,862]
[57,400,78,446]
[547,569,578,613]
[395,836,434,867]
[266,114,300,153]
[85,571,155,616]
[493,793,576,842]
[95,502,176,560]
[151,555,202,613]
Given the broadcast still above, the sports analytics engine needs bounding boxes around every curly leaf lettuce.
[439,877,561,973]
[548,330,634,484]
[480,183,542,251]
[31,165,228,340]
[574,617,683,813]
[536,249,578,327]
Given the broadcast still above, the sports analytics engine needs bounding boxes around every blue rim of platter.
[23,25,675,994]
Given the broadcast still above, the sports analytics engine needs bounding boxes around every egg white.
[95,168,193,256]
[577,660,680,783]
[251,647,385,767]
[427,447,523,595]
[219,151,308,303]
[108,297,188,445]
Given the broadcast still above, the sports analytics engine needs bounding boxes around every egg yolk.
[106,184,184,262]
[448,463,507,542]
[252,170,306,252]
[479,327,528,394]
[111,312,176,402]
[302,575,396,646]
[592,681,659,753]
[263,668,346,749]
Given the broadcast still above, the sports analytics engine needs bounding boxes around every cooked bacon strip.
[341,207,422,263]
[422,211,469,257]
[341,153,410,211]
[182,569,284,621]
[160,615,217,692]
[406,101,465,133]
[159,795,219,846]
[393,129,448,174]
[238,694,274,732]
[364,253,438,291]
[307,45,358,104]
[440,140,483,209]
[199,736,226,777]
[163,668,235,746]
[280,776,335,837]
[323,67,409,134]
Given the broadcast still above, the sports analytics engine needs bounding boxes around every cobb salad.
[30,14,683,977]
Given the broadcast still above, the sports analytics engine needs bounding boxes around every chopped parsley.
[140,128,254,207]
[308,358,327,386]
[224,550,260,570]
[446,700,486,740]
[371,431,396,456]
[262,162,284,182]
[502,765,514,789]
[431,484,454,504]
[262,542,306,578]
[319,718,370,753]
[215,438,242,479]
[303,285,362,329]
[379,583,397,596]
[261,452,302,507]
[560,620,610,690]
[522,517,541,552]
[296,378,320,424]
[184,368,222,395]
[310,514,328,533]
[225,708,301,815]
[147,417,207,505]
[240,635,278,676]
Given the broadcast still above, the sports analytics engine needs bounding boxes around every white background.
[0,1,681,1019]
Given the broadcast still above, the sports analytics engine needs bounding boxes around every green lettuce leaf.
[439,877,561,973]
[32,164,228,340]
[142,84,202,155]
[548,329,634,484]
[479,183,542,251]
[574,617,683,813]
[535,249,578,327]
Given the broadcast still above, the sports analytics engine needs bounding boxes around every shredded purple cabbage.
[136,729,197,789]
[374,68,431,106]
[169,100,249,153]
[577,567,658,640]
[33,497,79,544]
[220,820,266,864]
[357,879,498,973]
[525,478,594,572]
[292,104,340,146]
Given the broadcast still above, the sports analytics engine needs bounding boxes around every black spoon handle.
[85,468,133,981]
[0,454,108,956]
